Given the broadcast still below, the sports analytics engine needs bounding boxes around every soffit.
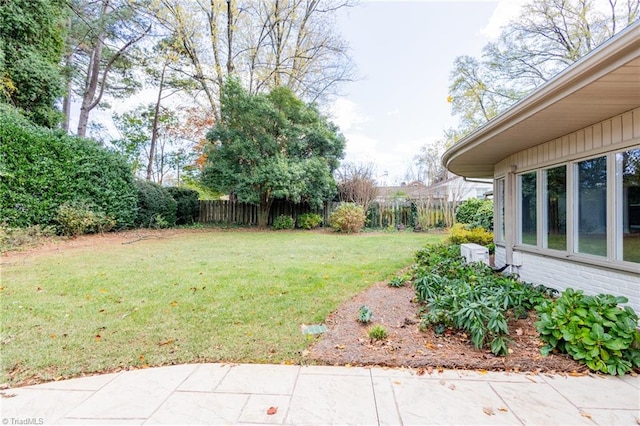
[442,23,640,179]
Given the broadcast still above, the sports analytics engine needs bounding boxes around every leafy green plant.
[358,305,373,323]
[413,243,549,356]
[297,213,322,230]
[455,198,493,230]
[368,325,388,341]
[55,202,116,236]
[536,289,640,375]
[135,180,177,228]
[167,187,199,225]
[329,203,366,233]
[273,215,295,230]
[388,276,406,288]
[0,107,137,229]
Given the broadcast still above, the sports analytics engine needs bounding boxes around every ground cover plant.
[413,243,552,356]
[0,229,440,386]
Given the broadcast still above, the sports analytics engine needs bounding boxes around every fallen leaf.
[170,301,178,307]
[569,371,588,377]
[50,334,57,339]
[335,344,345,349]
[159,339,175,346]
[393,381,401,385]
[267,407,278,415]
[35,286,42,292]
[448,384,456,390]
[477,369,488,375]
[580,412,592,419]
[498,407,508,412]
[515,328,523,336]
[100,289,108,294]
[416,368,426,376]
[426,366,434,375]
[95,334,101,342]
[483,407,495,416]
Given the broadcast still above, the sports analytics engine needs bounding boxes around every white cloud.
[329,98,369,132]
[481,0,526,39]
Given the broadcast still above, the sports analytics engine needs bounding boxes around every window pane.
[497,179,505,241]
[520,172,537,245]
[545,166,567,250]
[621,148,640,263]
[577,156,607,256]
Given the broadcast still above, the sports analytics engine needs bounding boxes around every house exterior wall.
[493,107,640,312]
[494,246,640,312]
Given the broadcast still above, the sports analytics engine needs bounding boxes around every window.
[618,148,640,263]
[518,172,537,245]
[544,166,567,250]
[576,156,607,257]
[496,178,505,242]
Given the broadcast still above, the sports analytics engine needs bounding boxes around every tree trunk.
[147,63,166,181]
[258,193,273,227]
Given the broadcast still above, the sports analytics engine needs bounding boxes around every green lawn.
[0,229,443,385]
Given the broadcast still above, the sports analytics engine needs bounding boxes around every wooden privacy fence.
[199,199,339,226]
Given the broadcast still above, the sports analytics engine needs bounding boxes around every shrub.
[167,187,200,225]
[135,181,177,228]
[297,213,322,230]
[0,224,56,252]
[455,198,493,230]
[368,325,388,340]
[447,223,494,253]
[329,203,366,233]
[273,215,295,230]
[536,289,640,375]
[0,105,137,229]
[358,305,373,323]
[55,202,116,236]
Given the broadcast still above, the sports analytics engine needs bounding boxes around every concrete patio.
[1,363,638,425]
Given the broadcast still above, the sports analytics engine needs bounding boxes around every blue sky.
[331,0,521,184]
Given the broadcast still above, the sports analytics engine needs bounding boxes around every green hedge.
[167,187,199,225]
[0,105,137,229]
[134,181,177,228]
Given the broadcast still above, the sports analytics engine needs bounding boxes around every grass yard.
[0,229,443,385]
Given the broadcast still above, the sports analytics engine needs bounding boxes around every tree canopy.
[202,78,345,226]
[0,0,68,127]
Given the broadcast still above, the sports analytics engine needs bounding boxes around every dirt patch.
[307,281,587,374]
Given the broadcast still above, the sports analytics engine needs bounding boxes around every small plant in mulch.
[368,325,388,341]
[358,305,373,323]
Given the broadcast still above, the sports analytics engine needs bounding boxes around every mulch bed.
[307,281,588,374]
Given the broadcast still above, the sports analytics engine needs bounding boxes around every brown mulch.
[307,280,588,374]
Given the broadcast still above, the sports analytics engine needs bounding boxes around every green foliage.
[55,203,116,236]
[536,289,640,375]
[358,305,373,324]
[414,243,550,356]
[368,325,388,341]
[273,215,295,230]
[447,223,495,253]
[389,272,411,288]
[0,0,67,127]
[455,198,493,230]
[297,213,323,230]
[134,181,177,228]
[0,105,138,229]
[203,79,344,226]
[167,187,199,225]
[329,203,366,233]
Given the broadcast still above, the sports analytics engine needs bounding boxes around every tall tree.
[335,162,378,213]
[64,0,152,136]
[0,0,68,127]
[202,78,345,226]
[152,0,355,121]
